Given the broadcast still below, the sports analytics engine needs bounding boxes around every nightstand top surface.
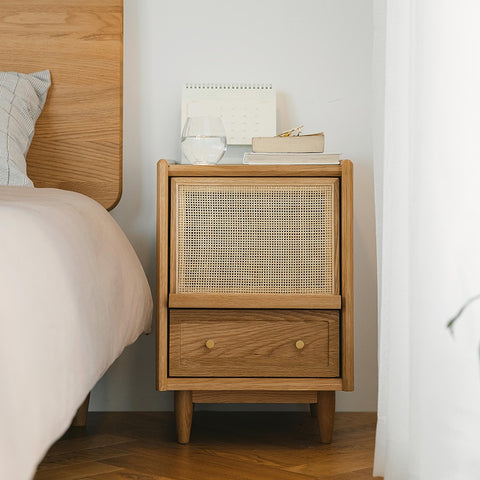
[159,159,351,178]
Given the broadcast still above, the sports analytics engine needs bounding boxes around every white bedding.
[0,186,153,480]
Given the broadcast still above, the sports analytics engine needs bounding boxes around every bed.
[0,2,153,479]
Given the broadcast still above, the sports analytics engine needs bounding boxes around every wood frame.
[157,159,170,390]
[156,159,354,442]
[0,0,123,210]
[340,159,354,391]
[169,293,342,309]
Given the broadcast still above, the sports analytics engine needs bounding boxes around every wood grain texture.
[33,412,378,480]
[169,294,342,309]
[170,176,340,186]
[166,377,344,391]
[316,391,336,443]
[169,309,339,378]
[340,160,354,390]
[174,391,193,444]
[156,160,170,391]
[167,163,343,178]
[0,1,123,210]
[192,391,318,403]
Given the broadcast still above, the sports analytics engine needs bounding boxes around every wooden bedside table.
[156,160,353,444]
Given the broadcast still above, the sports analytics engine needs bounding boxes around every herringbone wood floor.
[34,411,378,480]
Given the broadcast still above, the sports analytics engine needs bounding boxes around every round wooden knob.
[295,340,305,350]
[205,339,215,349]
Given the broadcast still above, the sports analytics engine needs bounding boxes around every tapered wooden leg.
[71,393,90,427]
[175,390,193,444]
[316,391,335,443]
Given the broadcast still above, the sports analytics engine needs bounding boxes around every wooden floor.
[34,411,378,480]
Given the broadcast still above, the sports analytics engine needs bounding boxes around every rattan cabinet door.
[170,177,340,296]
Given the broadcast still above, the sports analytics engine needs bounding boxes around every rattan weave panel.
[175,182,336,294]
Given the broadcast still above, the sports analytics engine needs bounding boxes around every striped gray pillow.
[0,70,51,186]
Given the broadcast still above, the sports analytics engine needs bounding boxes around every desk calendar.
[181,83,276,145]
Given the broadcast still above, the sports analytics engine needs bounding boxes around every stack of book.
[243,131,340,165]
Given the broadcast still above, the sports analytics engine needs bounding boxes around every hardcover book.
[252,132,325,153]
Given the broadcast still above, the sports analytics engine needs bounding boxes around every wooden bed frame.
[0,0,123,210]
[0,0,123,424]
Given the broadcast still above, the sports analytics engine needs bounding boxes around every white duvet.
[0,186,153,480]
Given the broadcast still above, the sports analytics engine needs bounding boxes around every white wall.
[91,0,378,412]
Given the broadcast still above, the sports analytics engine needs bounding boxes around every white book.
[243,152,341,165]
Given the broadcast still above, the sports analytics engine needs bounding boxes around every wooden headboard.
[0,0,123,210]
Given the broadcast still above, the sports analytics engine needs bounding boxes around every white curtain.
[374,1,480,479]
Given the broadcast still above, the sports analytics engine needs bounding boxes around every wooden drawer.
[169,309,340,378]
